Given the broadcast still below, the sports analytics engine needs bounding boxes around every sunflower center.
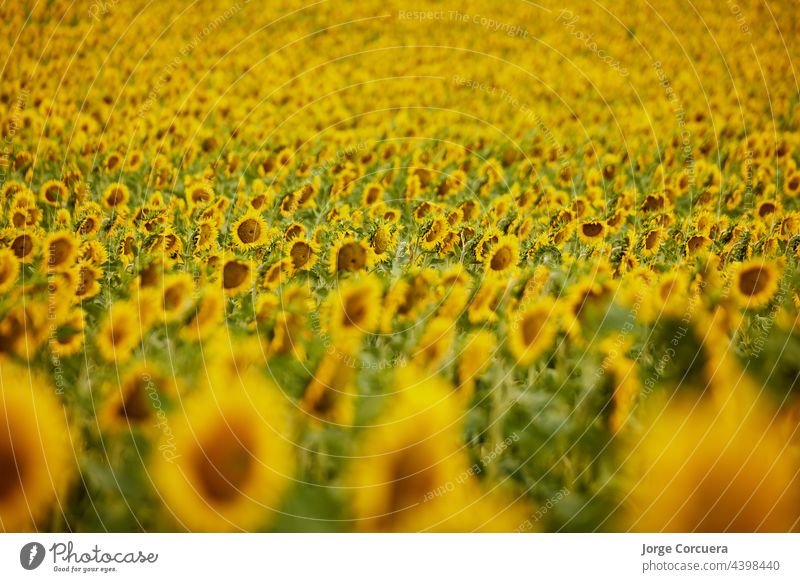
[290,242,311,269]
[582,222,603,238]
[286,224,303,240]
[645,230,660,250]
[192,188,212,203]
[687,235,707,252]
[106,188,125,206]
[521,312,545,346]
[223,261,249,289]
[297,184,314,205]
[193,423,254,503]
[78,217,97,235]
[758,203,776,218]
[237,219,261,244]
[337,242,366,271]
[0,440,24,500]
[490,246,514,271]
[738,266,769,296]
[76,266,97,296]
[11,234,32,259]
[117,378,152,422]
[365,187,380,204]
[163,285,184,311]
[49,238,73,267]
[385,446,435,516]
[46,186,62,203]
[343,294,367,327]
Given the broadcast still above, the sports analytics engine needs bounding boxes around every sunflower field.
[0,0,799,533]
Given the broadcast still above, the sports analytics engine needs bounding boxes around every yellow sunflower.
[628,396,800,532]
[577,220,606,245]
[42,232,79,273]
[346,366,526,532]
[286,238,318,272]
[300,353,356,426]
[731,259,782,309]
[101,182,130,209]
[484,234,520,277]
[49,309,85,357]
[261,258,294,290]
[95,300,140,364]
[39,179,68,206]
[99,364,176,433]
[325,274,382,351]
[221,258,253,295]
[456,329,496,398]
[0,248,20,294]
[231,212,267,250]
[328,236,375,275]
[152,373,295,532]
[0,362,75,531]
[508,297,558,366]
[414,317,455,371]
[181,289,225,342]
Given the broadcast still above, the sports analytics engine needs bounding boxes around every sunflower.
[467,279,505,324]
[0,362,74,531]
[562,275,614,341]
[0,248,20,294]
[185,182,215,209]
[420,216,448,251]
[42,231,79,272]
[346,366,526,532]
[638,227,663,258]
[222,258,253,295]
[75,261,103,300]
[231,212,267,250]
[49,309,85,357]
[414,317,455,371]
[102,182,130,209]
[596,344,639,434]
[731,259,781,309]
[286,238,318,271]
[152,374,295,532]
[39,179,68,206]
[362,182,384,206]
[685,234,711,256]
[0,303,49,359]
[9,231,36,263]
[456,329,495,397]
[95,300,140,364]
[300,354,356,426]
[103,152,123,173]
[261,258,293,290]
[328,237,375,275]
[181,290,225,342]
[370,223,397,261]
[628,396,800,532]
[284,222,307,241]
[577,220,606,245]
[126,149,145,171]
[755,199,779,222]
[161,273,195,322]
[508,297,558,366]
[79,240,108,267]
[325,274,382,350]
[99,365,175,433]
[484,235,520,277]
[294,181,318,209]
[278,193,297,217]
